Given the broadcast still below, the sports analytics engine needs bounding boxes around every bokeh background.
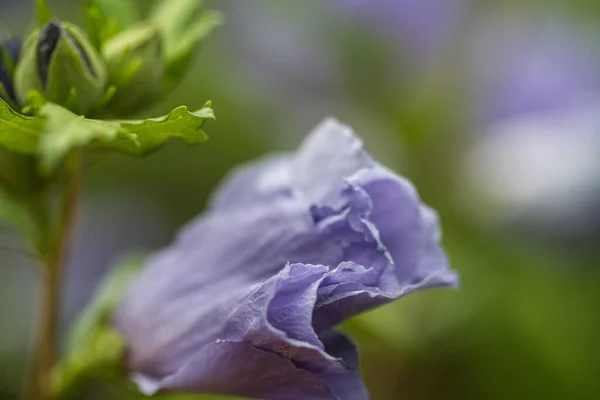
[2,0,600,399]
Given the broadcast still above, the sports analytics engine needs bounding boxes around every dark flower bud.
[14,20,107,115]
[0,35,21,105]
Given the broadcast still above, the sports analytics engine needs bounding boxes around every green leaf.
[102,101,214,156]
[165,10,223,84]
[69,254,144,352]
[92,0,140,30]
[52,254,145,398]
[37,101,212,172]
[149,0,223,89]
[38,103,137,173]
[0,97,44,154]
[36,0,53,27]
[87,0,141,48]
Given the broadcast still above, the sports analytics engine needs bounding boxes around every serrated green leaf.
[37,101,212,172]
[102,102,214,156]
[38,103,137,173]
[0,98,44,154]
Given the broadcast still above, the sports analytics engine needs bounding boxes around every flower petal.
[292,118,374,205]
[220,263,368,399]
[115,117,458,400]
[115,200,339,375]
[209,118,374,212]
[126,262,367,400]
[134,340,338,400]
[209,154,293,211]
[320,330,369,400]
[349,166,454,284]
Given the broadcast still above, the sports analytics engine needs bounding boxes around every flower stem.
[28,155,82,400]
[29,260,60,400]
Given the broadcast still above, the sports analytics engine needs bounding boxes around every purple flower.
[115,119,458,400]
[330,0,466,61]
[469,14,600,124]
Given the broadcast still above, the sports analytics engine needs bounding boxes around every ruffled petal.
[127,263,367,400]
[292,118,374,205]
[221,263,367,399]
[349,166,455,284]
[115,199,338,376]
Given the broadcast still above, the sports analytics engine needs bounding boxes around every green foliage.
[52,254,145,399]
[104,102,213,156]
[35,0,53,27]
[0,99,213,174]
[149,0,223,91]
[0,98,44,154]
[86,0,141,49]
[92,0,140,33]
[38,103,134,173]
[101,23,164,116]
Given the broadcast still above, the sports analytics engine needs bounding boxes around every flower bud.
[14,20,107,115]
[101,23,163,117]
[0,35,21,104]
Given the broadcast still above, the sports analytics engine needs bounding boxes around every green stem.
[28,260,60,400]
[28,155,82,400]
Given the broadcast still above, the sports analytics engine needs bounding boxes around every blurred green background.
[2,0,600,399]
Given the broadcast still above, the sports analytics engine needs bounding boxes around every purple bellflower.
[115,119,458,400]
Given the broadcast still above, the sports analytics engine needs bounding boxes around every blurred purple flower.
[469,14,600,124]
[330,0,466,60]
[115,119,457,399]
[459,14,600,235]
[461,104,600,235]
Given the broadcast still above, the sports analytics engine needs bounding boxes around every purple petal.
[115,200,342,376]
[209,155,293,210]
[320,330,369,400]
[134,340,337,400]
[127,263,367,400]
[292,118,374,205]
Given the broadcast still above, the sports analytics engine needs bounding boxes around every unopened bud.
[14,20,107,114]
[102,23,163,116]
